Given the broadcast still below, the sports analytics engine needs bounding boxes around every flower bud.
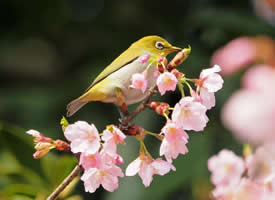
[171,69,184,79]
[148,101,170,116]
[167,46,191,71]
[55,139,71,152]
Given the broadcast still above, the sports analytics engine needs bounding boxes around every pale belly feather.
[100,57,157,105]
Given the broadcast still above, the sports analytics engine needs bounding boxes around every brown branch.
[119,86,158,130]
[47,165,83,200]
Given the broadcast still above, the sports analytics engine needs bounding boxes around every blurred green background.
[1,0,275,199]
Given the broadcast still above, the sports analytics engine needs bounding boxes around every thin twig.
[47,165,83,200]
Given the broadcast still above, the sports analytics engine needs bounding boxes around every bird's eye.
[155,41,165,50]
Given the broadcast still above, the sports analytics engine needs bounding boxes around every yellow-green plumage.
[67,35,181,117]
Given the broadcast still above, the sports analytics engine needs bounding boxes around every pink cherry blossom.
[200,88,216,109]
[208,149,245,187]
[222,89,275,145]
[64,121,100,154]
[242,64,275,94]
[192,88,216,110]
[80,150,124,168]
[130,73,148,93]
[160,122,189,162]
[264,176,275,200]
[211,183,236,200]
[212,178,267,200]
[199,65,224,93]
[211,37,256,75]
[80,152,102,170]
[156,72,178,95]
[247,145,275,183]
[234,178,266,200]
[139,54,151,64]
[125,153,174,187]
[102,125,126,156]
[80,151,124,193]
[100,150,124,166]
[171,97,208,131]
[81,164,124,193]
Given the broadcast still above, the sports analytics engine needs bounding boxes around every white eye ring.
[155,41,165,50]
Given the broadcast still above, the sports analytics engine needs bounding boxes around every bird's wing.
[85,47,143,92]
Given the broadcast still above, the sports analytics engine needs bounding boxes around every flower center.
[85,134,96,143]
[183,108,191,117]
[164,77,174,86]
[136,80,144,88]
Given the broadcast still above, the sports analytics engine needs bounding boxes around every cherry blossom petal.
[64,121,100,154]
[208,149,245,187]
[242,64,275,94]
[81,168,101,193]
[156,72,178,95]
[211,37,256,75]
[234,178,266,200]
[130,73,148,93]
[200,65,224,92]
[247,145,275,183]
[200,88,216,109]
[172,97,208,131]
[126,154,173,187]
[125,157,142,176]
[80,152,101,169]
[151,158,176,175]
[139,163,154,187]
[222,89,275,145]
[160,122,189,162]
[101,173,119,192]
[26,129,40,137]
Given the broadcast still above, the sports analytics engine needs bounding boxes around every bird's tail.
[66,98,88,117]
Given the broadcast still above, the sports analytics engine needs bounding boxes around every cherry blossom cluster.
[65,122,125,192]
[208,145,275,200]
[26,48,224,194]
[212,36,275,146]
[222,64,275,146]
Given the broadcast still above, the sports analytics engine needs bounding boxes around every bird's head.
[130,35,182,57]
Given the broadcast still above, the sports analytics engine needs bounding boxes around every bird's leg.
[115,88,129,129]
[115,87,129,116]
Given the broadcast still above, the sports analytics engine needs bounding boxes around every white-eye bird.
[66,35,181,117]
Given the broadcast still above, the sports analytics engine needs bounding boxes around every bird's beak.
[168,46,182,53]
[172,46,182,51]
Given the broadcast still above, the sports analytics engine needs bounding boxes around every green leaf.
[0,121,40,171]
[1,183,41,197]
[0,151,46,187]
[40,154,77,188]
